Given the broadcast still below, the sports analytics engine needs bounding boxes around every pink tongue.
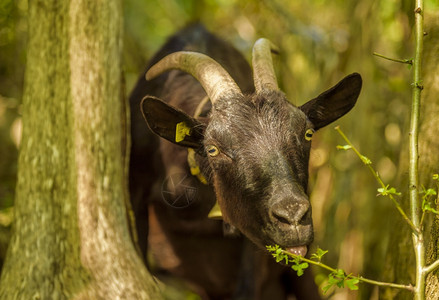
[286,246,308,257]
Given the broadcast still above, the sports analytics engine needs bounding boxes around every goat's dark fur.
[129,24,361,299]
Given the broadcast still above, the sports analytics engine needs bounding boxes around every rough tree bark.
[381,12,439,300]
[0,0,161,299]
[420,12,439,300]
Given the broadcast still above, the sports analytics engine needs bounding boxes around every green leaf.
[290,256,309,276]
[421,188,437,197]
[387,187,401,195]
[336,269,345,277]
[433,174,439,181]
[336,145,352,150]
[291,262,309,276]
[322,282,333,294]
[335,269,346,287]
[266,244,292,265]
[322,269,351,293]
[422,201,439,215]
[420,186,439,215]
[266,245,275,252]
[311,248,328,262]
[275,247,282,255]
[323,272,343,293]
[377,185,401,196]
[346,278,360,290]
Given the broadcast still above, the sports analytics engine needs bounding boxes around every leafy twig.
[334,126,419,235]
[266,245,414,293]
[420,187,439,226]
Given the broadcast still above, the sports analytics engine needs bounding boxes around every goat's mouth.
[285,245,308,257]
[261,223,314,257]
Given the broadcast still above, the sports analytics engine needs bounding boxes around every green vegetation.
[1,0,439,298]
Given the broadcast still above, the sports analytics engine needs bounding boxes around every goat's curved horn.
[252,38,280,93]
[146,51,243,104]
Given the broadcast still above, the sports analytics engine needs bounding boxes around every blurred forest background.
[1,0,439,299]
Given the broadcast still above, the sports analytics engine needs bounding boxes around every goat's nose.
[269,200,310,226]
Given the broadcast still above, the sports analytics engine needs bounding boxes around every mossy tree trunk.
[0,0,161,299]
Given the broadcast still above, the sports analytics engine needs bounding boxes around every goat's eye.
[206,145,220,157]
[304,129,315,141]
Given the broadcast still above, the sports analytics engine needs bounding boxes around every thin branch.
[411,1,426,299]
[334,126,419,235]
[420,209,426,228]
[281,250,414,292]
[358,276,414,292]
[409,0,424,232]
[373,52,413,65]
[423,259,439,275]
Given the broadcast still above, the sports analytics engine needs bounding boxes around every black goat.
[129,24,362,299]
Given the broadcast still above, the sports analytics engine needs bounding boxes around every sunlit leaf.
[346,278,360,290]
[377,185,401,196]
[311,248,328,262]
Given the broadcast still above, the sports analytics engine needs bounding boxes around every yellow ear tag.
[208,201,223,220]
[175,122,191,143]
[187,148,208,185]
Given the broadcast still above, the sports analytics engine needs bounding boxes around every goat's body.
[129,25,321,299]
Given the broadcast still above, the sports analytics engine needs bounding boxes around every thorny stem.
[281,250,414,292]
[373,52,413,65]
[334,126,419,234]
[410,1,423,237]
[411,1,425,299]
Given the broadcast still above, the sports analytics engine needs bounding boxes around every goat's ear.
[299,73,362,130]
[141,96,204,148]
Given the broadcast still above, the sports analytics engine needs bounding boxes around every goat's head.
[141,39,362,255]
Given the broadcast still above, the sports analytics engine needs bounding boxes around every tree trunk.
[420,12,439,300]
[0,0,161,299]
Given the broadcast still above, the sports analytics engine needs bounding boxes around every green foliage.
[322,269,359,294]
[310,248,328,262]
[266,244,290,264]
[335,131,372,165]
[266,245,309,276]
[377,185,402,197]
[422,201,439,215]
[266,245,359,291]
[291,256,309,277]
[2,0,438,298]
[421,186,439,215]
